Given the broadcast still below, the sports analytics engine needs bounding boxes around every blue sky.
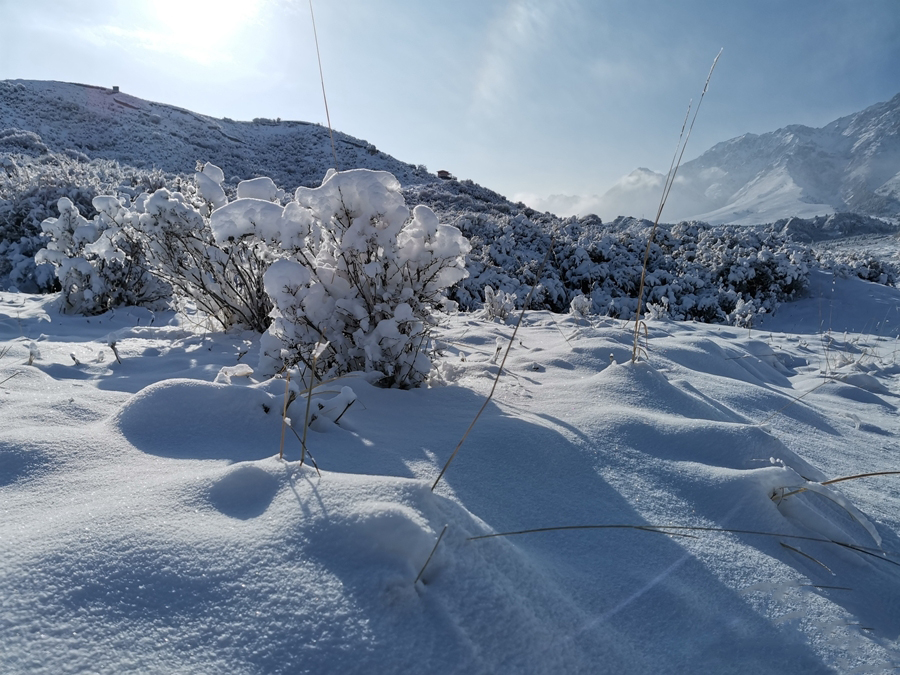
[2,0,899,215]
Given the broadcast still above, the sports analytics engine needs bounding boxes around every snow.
[2,267,900,673]
[3,76,900,673]
[236,176,281,202]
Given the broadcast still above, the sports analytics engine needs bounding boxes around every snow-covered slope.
[0,79,430,189]
[597,93,900,224]
[2,271,900,673]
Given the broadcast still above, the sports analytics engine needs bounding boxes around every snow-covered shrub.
[775,212,898,243]
[258,169,470,387]
[35,197,170,314]
[194,162,227,209]
[644,297,670,321]
[0,151,173,291]
[483,285,515,321]
[131,179,274,332]
[236,176,283,202]
[0,129,49,155]
[667,222,811,323]
[569,293,593,318]
[31,162,276,325]
[816,250,898,286]
[447,210,812,327]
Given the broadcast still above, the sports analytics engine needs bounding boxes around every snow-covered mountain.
[597,93,900,224]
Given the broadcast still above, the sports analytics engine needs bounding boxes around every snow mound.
[110,378,293,461]
[207,462,281,519]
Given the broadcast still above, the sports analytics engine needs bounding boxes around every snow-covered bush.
[0,129,48,155]
[569,293,593,318]
[668,222,810,322]
[483,285,515,321]
[1,151,172,291]
[450,211,811,327]
[35,197,169,314]
[258,169,470,387]
[130,179,274,332]
[816,250,898,286]
[30,163,273,325]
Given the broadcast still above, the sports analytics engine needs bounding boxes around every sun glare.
[125,0,263,66]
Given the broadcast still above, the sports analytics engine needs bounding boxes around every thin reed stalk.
[467,523,899,567]
[776,470,900,501]
[415,524,449,585]
[302,359,316,466]
[632,49,722,362]
[308,0,339,171]
[822,470,900,486]
[279,371,291,460]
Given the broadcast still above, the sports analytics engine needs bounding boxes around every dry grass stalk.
[308,0,339,171]
[284,420,322,477]
[279,370,291,460]
[0,371,20,387]
[822,470,900,486]
[300,342,329,466]
[302,367,315,466]
[780,542,834,574]
[415,524,449,585]
[431,238,555,492]
[631,49,722,363]
[468,523,899,567]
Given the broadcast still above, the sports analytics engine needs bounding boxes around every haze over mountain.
[538,93,900,225]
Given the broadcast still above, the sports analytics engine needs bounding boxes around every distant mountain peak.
[596,93,900,224]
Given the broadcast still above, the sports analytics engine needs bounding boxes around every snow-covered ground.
[2,268,900,674]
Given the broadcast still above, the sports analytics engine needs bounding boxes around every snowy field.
[2,267,900,674]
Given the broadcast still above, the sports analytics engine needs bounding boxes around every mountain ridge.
[595,92,900,224]
[0,79,432,190]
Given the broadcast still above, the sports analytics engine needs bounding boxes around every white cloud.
[469,0,570,119]
[516,167,713,222]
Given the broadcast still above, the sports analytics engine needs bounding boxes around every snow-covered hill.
[0,79,431,189]
[597,93,900,224]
